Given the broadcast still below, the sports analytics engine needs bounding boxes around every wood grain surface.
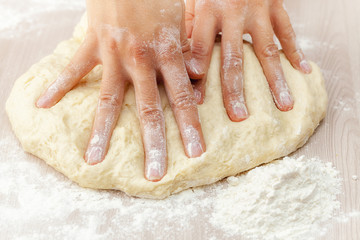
[0,0,359,239]
[286,1,360,239]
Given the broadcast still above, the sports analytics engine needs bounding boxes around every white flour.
[211,156,342,240]
[0,0,85,37]
[0,135,350,240]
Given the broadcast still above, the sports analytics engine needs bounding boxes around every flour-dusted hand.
[36,0,206,181]
[185,0,312,120]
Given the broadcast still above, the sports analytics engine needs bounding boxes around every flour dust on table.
[0,136,346,240]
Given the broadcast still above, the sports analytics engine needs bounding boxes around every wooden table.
[0,0,359,239]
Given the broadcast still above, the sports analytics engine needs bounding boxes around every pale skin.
[36,0,310,181]
[185,0,312,120]
[36,0,206,182]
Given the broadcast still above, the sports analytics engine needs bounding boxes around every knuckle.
[157,42,181,63]
[223,50,243,70]
[185,12,194,21]
[103,39,119,52]
[171,90,196,110]
[281,25,296,41]
[129,42,148,61]
[99,92,121,108]
[139,105,164,122]
[261,43,279,59]
[191,40,211,58]
[181,39,191,53]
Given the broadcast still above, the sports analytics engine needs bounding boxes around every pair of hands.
[36,0,311,182]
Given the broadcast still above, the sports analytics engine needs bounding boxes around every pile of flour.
[210,156,342,239]
[0,135,348,240]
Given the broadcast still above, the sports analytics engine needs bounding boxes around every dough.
[6,15,327,199]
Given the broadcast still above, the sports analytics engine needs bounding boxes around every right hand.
[185,0,312,121]
[36,0,206,181]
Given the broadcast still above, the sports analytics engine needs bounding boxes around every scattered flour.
[210,156,342,240]
[0,0,85,38]
[333,97,352,112]
[297,37,314,51]
[0,135,209,240]
[332,93,360,118]
[297,38,335,52]
[0,135,347,240]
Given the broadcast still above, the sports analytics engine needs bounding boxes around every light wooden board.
[0,0,359,239]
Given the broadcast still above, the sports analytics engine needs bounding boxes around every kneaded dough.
[6,15,327,199]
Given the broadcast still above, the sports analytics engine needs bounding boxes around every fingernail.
[36,95,50,108]
[300,60,312,74]
[145,161,165,182]
[231,100,249,121]
[85,146,103,165]
[187,142,203,158]
[145,149,166,181]
[279,91,294,109]
[184,125,204,158]
[190,58,205,76]
[194,88,202,104]
[36,83,57,108]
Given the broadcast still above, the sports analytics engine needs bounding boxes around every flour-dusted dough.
[6,15,327,199]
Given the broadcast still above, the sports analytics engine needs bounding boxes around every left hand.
[185,0,312,121]
[36,0,206,182]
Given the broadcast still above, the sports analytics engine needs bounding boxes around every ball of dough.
[6,15,327,199]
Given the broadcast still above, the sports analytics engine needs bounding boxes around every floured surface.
[0,136,351,240]
[1,0,360,239]
[6,14,327,198]
[211,156,342,239]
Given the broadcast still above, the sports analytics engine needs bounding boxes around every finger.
[36,38,98,108]
[181,16,205,104]
[181,1,198,83]
[185,0,195,38]
[84,57,124,165]
[221,22,248,121]
[272,8,312,74]
[192,76,206,104]
[160,56,206,158]
[132,66,167,182]
[189,12,218,79]
[181,4,206,105]
[250,18,294,111]
[184,45,206,105]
